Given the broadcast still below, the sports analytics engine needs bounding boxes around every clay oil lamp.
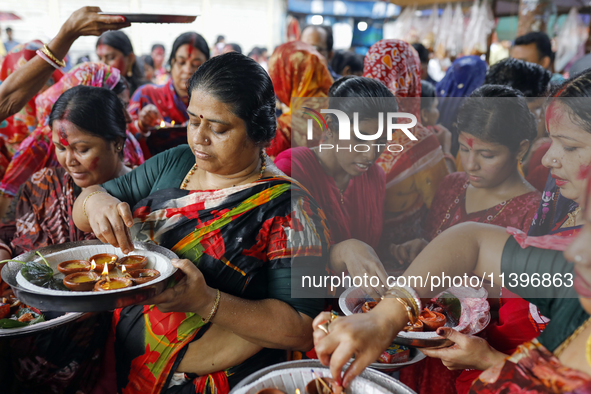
[418,307,447,331]
[117,255,148,271]
[94,263,132,291]
[255,389,286,394]
[305,376,342,394]
[57,259,91,275]
[128,268,160,285]
[89,254,118,273]
[63,271,100,291]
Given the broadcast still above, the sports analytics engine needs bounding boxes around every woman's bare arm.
[0,6,130,121]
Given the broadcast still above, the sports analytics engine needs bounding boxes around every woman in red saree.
[275,76,392,298]
[394,85,541,394]
[0,62,144,199]
[267,41,333,158]
[128,32,209,158]
[363,39,449,245]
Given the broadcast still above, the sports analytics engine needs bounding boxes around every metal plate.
[1,240,179,312]
[230,360,416,394]
[353,348,426,373]
[0,311,85,338]
[339,287,491,348]
[98,13,196,23]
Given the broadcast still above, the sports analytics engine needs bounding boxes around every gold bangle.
[202,289,221,324]
[41,44,66,68]
[83,191,107,219]
[395,297,417,324]
[386,286,420,319]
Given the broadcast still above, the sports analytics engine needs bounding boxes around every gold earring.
[127,64,133,77]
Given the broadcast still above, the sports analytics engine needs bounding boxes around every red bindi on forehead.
[466,137,474,148]
[59,126,69,147]
[545,101,564,132]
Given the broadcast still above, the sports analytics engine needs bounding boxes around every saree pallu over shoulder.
[115,177,330,394]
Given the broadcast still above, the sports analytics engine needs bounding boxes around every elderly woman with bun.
[73,52,329,394]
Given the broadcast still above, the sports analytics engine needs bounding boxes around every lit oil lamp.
[63,271,100,291]
[57,259,91,275]
[129,268,161,285]
[94,263,132,291]
[171,120,175,126]
[117,255,148,271]
[159,120,166,128]
[89,254,117,273]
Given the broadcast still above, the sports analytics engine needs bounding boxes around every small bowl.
[63,272,100,292]
[57,259,91,275]
[89,253,118,273]
[305,377,343,394]
[117,255,148,271]
[94,277,133,292]
[256,389,286,394]
[128,269,160,285]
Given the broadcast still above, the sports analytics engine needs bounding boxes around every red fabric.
[401,172,542,394]
[423,172,541,241]
[526,142,551,192]
[275,147,385,248]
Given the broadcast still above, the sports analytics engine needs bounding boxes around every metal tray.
[98,13,197,23]
[339,286,490,348]
[230,360,416,394]
[1,240,179,312]
[351,348,426,373]
[0,311,84,338]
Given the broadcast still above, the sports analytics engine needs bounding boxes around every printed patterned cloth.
[0,62,144,197]
[267,41,333,158]
[363,39,449,243]
[113,178,330,394]
[0,166,94,256]
[0,41,64,148]
[470,339,591,393]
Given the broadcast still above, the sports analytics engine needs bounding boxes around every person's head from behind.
[151,44,165,69]
[216,35,225,45]
[324,76,396,177]
[420,80,439,127]
[457,85,537,189]
[140,55,155,81]
[169,32,210,99]
[485,57,552,137]
[223,43,242,54]
[542,69,591,204]
[49,86,127,188]
[96,31,137,77]
[511,32,553,71]
[6,27,12,41]
[412,43,430,80]
[330,51,363,77]
[186,52,276,176]
[301,25,334,62]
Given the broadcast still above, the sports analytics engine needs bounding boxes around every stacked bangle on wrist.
[384,285,422,324]
[36,44,66,69]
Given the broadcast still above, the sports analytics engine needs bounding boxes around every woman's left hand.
[420,327,507,371]
[143,259,217,315]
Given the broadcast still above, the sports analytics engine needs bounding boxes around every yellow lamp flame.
[160,120,165,128]
[101,263,110,282]
[171,120,175,126]
[90,259,96,270]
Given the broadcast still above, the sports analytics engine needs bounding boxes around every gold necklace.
[180,150,267,190]
[562,206,581,228]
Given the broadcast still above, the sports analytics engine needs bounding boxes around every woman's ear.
[324,115,336,141]
[420,108,428,125]
[341,65,351,76]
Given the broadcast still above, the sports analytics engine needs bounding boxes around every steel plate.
[98,13,197,23]
[1,240,179,312]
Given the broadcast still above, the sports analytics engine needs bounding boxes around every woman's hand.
[59,6,131,41]
[330,240,388,299]
[313,299,406,387]
[138,104,163,131]
[420,327,506,371]
[85,191,135,254]
[144,259,217,316]
[390,238,428,266]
